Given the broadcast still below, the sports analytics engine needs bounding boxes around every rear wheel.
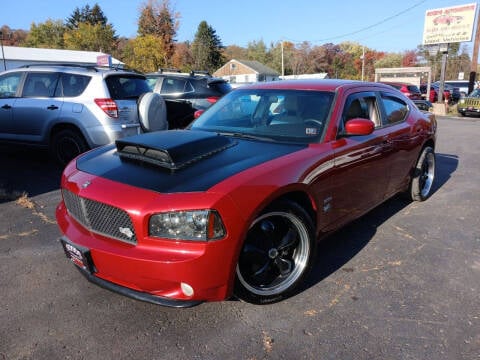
[409,146,435,201]
[234,200,316,304]
[50,129,89,167]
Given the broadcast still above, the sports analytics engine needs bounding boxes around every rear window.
[105,75,150,100]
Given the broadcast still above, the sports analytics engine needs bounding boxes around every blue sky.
[1,0,475,53]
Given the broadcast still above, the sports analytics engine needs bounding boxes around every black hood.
[77,130,306,193]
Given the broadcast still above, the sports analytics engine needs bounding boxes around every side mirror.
[344,118,374,136]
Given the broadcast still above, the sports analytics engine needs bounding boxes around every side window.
[0,72,22,98]
[341,93,381,132]
[59,74,91,97]
[381,95,408,124]
[160,78,187,94]
[22,72,59,97]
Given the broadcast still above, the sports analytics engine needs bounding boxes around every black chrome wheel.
[235,200,315,304]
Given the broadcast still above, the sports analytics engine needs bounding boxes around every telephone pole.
[469,7,480,93]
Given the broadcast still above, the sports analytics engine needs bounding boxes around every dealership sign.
[423,3,477,45]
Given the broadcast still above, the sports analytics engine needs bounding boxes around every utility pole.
[469,7,480,94]
[361,46,365,81]
[281,41,284,78]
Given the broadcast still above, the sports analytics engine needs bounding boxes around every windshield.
[468,88,480,97]
[190,89,334,144]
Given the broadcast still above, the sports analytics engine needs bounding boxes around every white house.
[214,59,279,85]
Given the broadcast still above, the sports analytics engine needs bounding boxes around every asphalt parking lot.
[0,116,479,360]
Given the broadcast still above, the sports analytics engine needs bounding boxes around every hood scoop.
[115,130,237,170]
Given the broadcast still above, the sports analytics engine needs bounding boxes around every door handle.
[47,105,59,110]
[1,104,12,110]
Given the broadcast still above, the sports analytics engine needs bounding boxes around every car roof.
[237,79,397,92]
[4,64,143,76]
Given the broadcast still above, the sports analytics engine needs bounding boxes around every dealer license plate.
[61,238,95,273]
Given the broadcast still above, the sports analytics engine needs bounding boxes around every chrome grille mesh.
[62,189,137,244]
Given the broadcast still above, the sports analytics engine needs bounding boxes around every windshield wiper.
[216,131,275,142]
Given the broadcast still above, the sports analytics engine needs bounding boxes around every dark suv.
[145,70,232,129]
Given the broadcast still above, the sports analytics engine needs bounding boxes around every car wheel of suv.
[50,129,89,167]
[234,200,316,304]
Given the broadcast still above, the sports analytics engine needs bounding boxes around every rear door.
[378,92,424,197]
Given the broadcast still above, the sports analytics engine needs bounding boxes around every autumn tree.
[23,20,66,49]
[171,42,194,71]
[64,3,117,53]
[66,4,108,29]
[191,21,224,73]
[123,35,166,72]
[0,25,28,46]
[137,0,179,66]
[223,45,247,61]
[64,22,117,53]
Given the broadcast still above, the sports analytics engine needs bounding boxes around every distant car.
[145,69,232,129]
[57,79,437,307]
[457,88,480,116]
[433,82,460,103]
[444,80,469,97]
[413,99,433,112]
[420,83,458,104]
[0,64,153,165]
[420,84,437,103]
[380,82,422,100]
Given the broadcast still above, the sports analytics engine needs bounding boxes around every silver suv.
[0,64,151,165]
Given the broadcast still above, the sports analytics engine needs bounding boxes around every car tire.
[50,129,89,167]
[234,199,316,304]
[409,146,435,201]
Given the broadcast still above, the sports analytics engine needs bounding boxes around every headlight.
[459,99,465,104]
[149,210,226,241]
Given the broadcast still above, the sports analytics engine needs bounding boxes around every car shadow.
[302,152,458,291]
[0,145,63,204]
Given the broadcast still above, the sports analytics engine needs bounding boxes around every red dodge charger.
[56,80,437,307]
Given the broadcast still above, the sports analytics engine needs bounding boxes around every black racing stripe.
[77,137,305,193]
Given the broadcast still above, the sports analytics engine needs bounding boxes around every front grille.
[62,189,137,245]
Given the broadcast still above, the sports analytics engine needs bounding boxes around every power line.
[284,0,427,44]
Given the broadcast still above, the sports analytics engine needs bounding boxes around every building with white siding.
[0,46,123,71]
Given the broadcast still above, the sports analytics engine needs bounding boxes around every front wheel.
[234,200,316,304]
[409,146,435,201]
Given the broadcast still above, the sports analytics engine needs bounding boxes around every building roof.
[1,46,123,66]
[232,59,279,76]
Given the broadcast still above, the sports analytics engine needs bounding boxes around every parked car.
[380,82,422,100]
[413,99,433,112]
[420,84,438,103]
[444,80,469,97]
[420,83,460,104]
[457,88,480,116]
[57,79,437,306]
[433,82,460,103]
[145,69,232,129]
[0,64,154,165]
